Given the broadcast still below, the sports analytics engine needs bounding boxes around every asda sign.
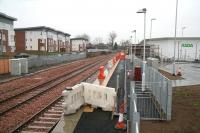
[182,43,193,47]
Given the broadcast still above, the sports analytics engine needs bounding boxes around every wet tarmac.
[162,62,200,86]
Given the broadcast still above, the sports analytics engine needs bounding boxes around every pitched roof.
[70,37,88,41]
[14,26,70,36]
[0,12,17,21]
[139,37,200,44]
[147,37,200,41]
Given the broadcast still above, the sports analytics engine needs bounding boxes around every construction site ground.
[142,64,200,133]
[141,85,200,133]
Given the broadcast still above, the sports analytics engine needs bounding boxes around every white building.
[70,38,88,52]
[144,37,200,61]
[0,12,17,54]
[15,26,70,53]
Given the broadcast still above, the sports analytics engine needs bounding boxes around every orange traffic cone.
[115,113,126,130]
[176,67,182,76]
[98,66,105,79]
[120,52,125,60]
[115,101,126,130]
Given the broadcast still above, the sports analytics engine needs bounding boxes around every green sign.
[182,43,193,47]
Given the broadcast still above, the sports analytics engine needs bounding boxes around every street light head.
[131,30,136,33]
[137,8,147,13]
[151,18,156,21]
[182,26,186,30]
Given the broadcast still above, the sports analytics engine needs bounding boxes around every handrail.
[136,122,139,133]
[134,100,137,112]
[130,81,140,133]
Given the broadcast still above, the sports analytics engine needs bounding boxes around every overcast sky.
[0,0,200,43]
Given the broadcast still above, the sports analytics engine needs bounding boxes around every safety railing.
[129,82,140,133]
[145,65,172,120]
[131,57,172,121]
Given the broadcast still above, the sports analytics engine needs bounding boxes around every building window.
[30,38,32,41]
[26,46,27,48]
[2,34,6,41]
[26,38,27,42]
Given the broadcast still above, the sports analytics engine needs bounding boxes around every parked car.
[14,53,29,58]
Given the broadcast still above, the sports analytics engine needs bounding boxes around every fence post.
[116,74,119,91]
[167,80,172,120]
[130,81,140,133]
[132,112,140,133]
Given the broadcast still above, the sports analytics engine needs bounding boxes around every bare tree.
[76,33,90,41]
[93,37,103,45]
[120,39,131,47]
[108,31,117,47]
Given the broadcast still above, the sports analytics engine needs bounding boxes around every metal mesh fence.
[131,57,172,120]
[145,65,172,120]
[28,52,86,69]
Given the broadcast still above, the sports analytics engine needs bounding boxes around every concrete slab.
[162,63,200,86]
[52,108,83,133]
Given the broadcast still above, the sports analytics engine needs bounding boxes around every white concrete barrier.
[62,82,116,115]
[82,82,116,111]
[62,84,84,115]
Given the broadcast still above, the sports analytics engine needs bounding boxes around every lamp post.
[173,0,178,76]
[130,35,133,62]
[131,30,136,57]
[0,30,3,55]
[182,26,186,37]
[150,18,156,39]
[137,8,146,91]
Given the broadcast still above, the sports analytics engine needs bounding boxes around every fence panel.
[132,58,172,121]
[28,52,86,69]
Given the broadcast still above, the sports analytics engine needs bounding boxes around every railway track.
[0,56,104,100]
[0,56,108,115]
[17,97,63,133]
[0,54,114,133]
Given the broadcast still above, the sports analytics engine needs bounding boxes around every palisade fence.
[129,58,172,133]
